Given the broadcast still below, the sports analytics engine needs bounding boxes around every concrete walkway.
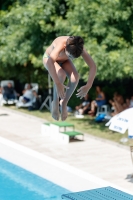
[0,107,133,192]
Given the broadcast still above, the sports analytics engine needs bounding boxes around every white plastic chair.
[1,80,14,88]
[25,83,39,93]
[96,105,111,117]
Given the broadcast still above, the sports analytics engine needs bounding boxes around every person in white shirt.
[75,93,90,115]
[22,84,34,103]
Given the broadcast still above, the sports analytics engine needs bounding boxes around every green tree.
[55,0,133,81]
[0,0,15,10]
[0,0,133,85]
[0,0,67,84]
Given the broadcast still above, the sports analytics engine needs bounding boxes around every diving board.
[62,186,133,200]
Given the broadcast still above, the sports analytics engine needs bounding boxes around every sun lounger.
[62,186,133,200]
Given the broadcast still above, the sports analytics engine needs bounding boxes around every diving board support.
[41,123,50,136]
[41,122,84,143]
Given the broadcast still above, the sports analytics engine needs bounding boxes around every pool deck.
[0,107,133,194]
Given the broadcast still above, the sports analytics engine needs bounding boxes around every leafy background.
[0,0,133,106]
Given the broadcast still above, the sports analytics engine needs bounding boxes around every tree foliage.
[0,0,133,84]
[56,0,133,81]
[0,0,67,84]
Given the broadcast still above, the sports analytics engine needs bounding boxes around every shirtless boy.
[43,36,97,121]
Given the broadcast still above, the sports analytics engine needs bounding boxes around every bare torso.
[46,36,70,63]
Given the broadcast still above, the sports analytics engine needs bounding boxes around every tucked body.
[43,36,97,121]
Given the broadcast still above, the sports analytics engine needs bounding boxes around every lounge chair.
[0,80,18,106]
[62,186,133,200]
[16,83,39,108]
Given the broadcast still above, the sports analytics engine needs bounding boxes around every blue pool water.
[0,158,70,200]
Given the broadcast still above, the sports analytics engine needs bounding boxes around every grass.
[8,105,133,147]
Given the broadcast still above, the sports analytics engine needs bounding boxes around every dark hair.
[66,36,84,58]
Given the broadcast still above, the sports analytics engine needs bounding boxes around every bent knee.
[70,72,79,83]
[75,72,80,81]
[91,100,96,105]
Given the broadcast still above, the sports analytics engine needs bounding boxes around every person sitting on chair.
[75,93,91,115]
[28,90,41,111]
[89,86,106,116]
[109,92,125,116]
[124,96,133,109]
[22,84,33,103]
[2,82,16,102]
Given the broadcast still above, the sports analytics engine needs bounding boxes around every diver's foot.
[60,100,68,121]
[51,101,59,121]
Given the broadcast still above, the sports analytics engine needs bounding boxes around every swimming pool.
[0,158,70,200]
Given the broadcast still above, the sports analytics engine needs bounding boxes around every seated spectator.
[2,82,16,101]
[129,96,133,107]
[109,92,125,115]
[28,90,41,111]
[120,96,133,110]
[75,93,91,115]
[88,86,106,116]
[124,98,130,109]
[22,84,34,103]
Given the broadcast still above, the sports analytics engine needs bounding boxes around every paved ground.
[0,107,133,192]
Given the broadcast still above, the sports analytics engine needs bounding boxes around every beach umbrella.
[105,108,133,139]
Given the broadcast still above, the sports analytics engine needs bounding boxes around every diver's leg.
[60,60,79,121]
[43,58,66,120]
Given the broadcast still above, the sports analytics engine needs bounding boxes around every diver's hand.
[55,82,69,99]
[76,85,91,99]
